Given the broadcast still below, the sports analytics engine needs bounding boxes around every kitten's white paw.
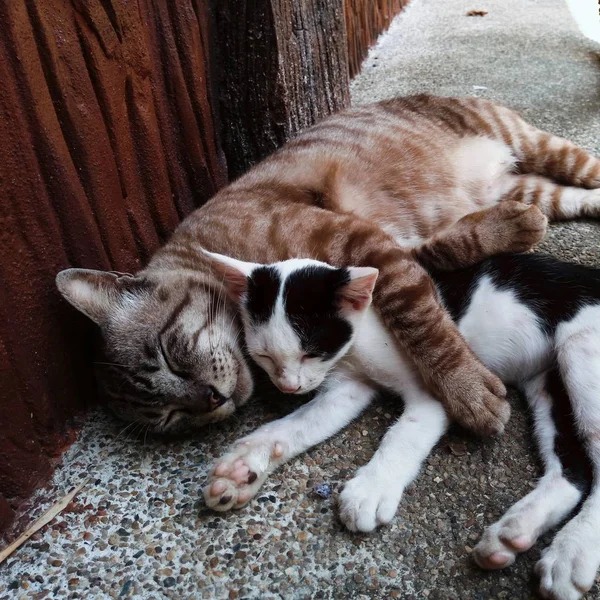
[473,514,538,570]
[535,533,600,600]
[338,466,403,532]
[203,435,285,512]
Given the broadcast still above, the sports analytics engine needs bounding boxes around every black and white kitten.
[202,251,600,600]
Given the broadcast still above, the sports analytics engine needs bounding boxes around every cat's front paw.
[535,534,600,600]
[441,359,510,437]
[203,436,285,512]
[338,467,403,532]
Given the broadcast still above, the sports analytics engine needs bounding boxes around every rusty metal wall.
[0,0,227,532]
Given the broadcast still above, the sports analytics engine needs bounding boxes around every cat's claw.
[338,466,403,532]
[203,436,284,511]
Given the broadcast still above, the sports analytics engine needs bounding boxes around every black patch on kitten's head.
[283,266,353,359]
[246,266,281,323]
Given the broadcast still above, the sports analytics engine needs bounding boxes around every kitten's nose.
[278,383,301,393]
[276,373,301,394]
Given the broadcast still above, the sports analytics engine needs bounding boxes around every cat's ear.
[56,269,136,325]
[201,250,258,303]
[338,267,379,313]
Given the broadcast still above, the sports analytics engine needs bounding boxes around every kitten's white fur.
[204,257,600,600]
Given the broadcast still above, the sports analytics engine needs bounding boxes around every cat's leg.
[511,127,600,189]
[494,173,600,220]
[413,201,547,271]
[339,383,449,532]
[535,308,600,600]
[474,373,583,571]
[456,97,600,188]
[204,376,376,512]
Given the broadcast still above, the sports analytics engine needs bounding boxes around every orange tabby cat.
[56,95,600,437]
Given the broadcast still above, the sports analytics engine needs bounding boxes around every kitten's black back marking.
[433,252,598,496]
[283,266,352,359]
[432,253,600,331]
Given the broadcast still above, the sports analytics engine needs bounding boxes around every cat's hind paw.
[203,436,284,511]
[535,535,600,600]
[473,519,536,570]
[492,201,547,253]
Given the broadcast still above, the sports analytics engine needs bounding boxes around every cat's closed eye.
[302,353,318,361]
[159,340,190,379]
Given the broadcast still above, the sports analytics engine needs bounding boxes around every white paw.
[203,435,285,512]
[473,514,538,570]
[338,466,403,532]
[535,534,600,600]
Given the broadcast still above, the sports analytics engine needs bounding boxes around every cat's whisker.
[112,419,141,443]
[94,361,133,369]
[143,422,152,450]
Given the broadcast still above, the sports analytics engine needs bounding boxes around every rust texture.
[217,0,351,178]
[345,0,411,78]
[0,0,226,533]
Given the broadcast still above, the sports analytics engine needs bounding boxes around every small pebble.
[313,483,332,499]
[119,580,133,596]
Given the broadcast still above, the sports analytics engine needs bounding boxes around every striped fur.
[57,95,600,436]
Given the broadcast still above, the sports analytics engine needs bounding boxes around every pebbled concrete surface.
[1,1,600,598]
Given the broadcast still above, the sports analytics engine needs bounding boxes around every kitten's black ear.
[338,267,379,313]
[56,268,135,325]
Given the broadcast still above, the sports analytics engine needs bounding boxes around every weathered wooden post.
[216,0,351,177]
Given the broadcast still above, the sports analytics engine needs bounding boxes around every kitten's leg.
[474,373,582,571]
[339,384,449,532]
[536,462,600,600]
[535,310,600,600]
[413,201,547,271]
[204,376,376,512]
[494,173,600,220]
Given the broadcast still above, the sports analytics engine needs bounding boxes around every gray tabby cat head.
[56,268,253,434]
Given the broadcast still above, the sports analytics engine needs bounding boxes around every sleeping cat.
[56,95,600,439]
[203,250,600,600]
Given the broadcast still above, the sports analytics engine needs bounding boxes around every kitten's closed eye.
[257,354,274,363]
[302,353,318,361]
